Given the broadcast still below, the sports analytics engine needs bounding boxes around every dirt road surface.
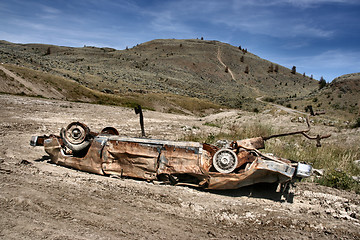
[1,94,359,239]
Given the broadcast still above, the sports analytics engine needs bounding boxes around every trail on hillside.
[0,65,63,99]
[0,65,43,96]
[256,96,306,115]
[217,47,236,81]
[216,47,260,95]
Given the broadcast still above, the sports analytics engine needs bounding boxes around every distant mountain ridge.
[0,39,319,108]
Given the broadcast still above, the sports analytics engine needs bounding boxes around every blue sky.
[1,0,359,82]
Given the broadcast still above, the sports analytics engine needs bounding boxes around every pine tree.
[319,77,326,89]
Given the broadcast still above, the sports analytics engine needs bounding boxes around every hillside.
[276,72,360,122]
[328,73,360,115]
[0,39,318,109]
[0,63,220,115]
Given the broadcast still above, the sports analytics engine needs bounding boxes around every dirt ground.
[0,94,359,239]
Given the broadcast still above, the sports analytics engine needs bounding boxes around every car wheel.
[60,122,91,153]
[213,149,238,173]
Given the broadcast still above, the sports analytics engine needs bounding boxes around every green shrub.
[263,97,275,103]
[317,170,360,193]
[352,118,360,128]
[205,133,216,144]
[203,122,221,128]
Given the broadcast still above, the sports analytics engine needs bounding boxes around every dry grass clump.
[266,137,360,175]
[181,123,273,143]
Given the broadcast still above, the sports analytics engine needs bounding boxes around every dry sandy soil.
[1,94,359,239]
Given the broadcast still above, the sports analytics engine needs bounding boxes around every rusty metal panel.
[107,136,202,148]
[44,136,105,175]
[157,144,202,175]
[207,158,295,190]
[236,150,257,168]
[102,139,160,180]
[102,136,205,179]
[234,137,265,149]
[199,147,212,172]
[44,137,62,163]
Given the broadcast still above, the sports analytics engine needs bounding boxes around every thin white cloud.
[233,0,360,8]
[284,0,359,8]
[148,10,192,34]
[270,49,360,80]
[11,20,51,32]
[37,4,61,19]
[139,0,336,39]
[308,49,360,69]
[40,5,61,14]
[291,24,334,38]
[212,13,334,39]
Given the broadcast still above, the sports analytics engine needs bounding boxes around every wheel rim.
[213,149,238,173]
[64,122,90,145]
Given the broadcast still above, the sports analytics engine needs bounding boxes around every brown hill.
[274,72,360,122]
[0,63,220,115]
[0,39,318,109]
[320,73,360,116]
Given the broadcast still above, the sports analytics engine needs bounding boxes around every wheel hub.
[213,149,238,173]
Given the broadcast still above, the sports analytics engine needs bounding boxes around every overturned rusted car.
[30,121,329,190]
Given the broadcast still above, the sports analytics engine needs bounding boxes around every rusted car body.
[30,122,322,190]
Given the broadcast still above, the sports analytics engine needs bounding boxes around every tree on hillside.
[268,64,274,73]
[274,65,279,73]
[45,47,51,55]
[244,66,249,74]
[319,77,326,89]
